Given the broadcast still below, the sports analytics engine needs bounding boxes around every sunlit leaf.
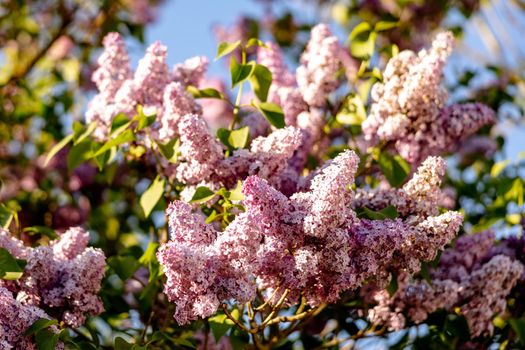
[0,247,25,280]
[216,40,241,60]
[44,134,73,167]
[139,176,166,217]
[257,102,285,128]
[190,186,216,204]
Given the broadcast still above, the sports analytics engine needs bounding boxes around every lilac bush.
[1,1,525,349]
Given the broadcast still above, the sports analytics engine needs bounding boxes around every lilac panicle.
[363,32,495,164]
[0,227,106,328]
[297,24,349,107]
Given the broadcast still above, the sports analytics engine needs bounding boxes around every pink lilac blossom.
[369,233,523,337]
[158,82,202,141]
[296,24,353,107]
[159,150,464,322]
[86,33,132,139]
[0,287,64,350]
[362,32,495,164]
[86,33,202,141]
[0,227,106,328]
[175,114,225,184]
[172,56,209,87]
[459,255,523,337]
[353,156,447,217]
[174,122,303,190]
[134,41,170,108]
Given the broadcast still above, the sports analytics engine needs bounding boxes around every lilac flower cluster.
[159,150,463,324]
[296,24,355,107]
[86,32,207,141]
[257,42,306,126]
[173,119,304,191]
[354,156,447,217]
[0,227,106,329]
[0,287,64,350]
[369,231,524,337]
[362,32,495,164]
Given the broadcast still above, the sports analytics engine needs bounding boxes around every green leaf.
[24,318,59,336]
[443,314,470,340]
[133,106,157,131]
[246,38,266,48]
[189,187,217,204]
[0,204,13,229]
[336,94,366,126]
[139,176,166,218]
[387,273,398,296]
[108,255,140,281]
[356,205,398,220]
[139,242,159,266]
[157,138,179,163]
[377,152,410,188]
[491,160,509,177]
[114,336,133,350]
[419,261,432,285]
[217,127,250,150]
[0,247,25,280]
[230,57,255,88]
[23,226,57,239]
[44,134,73,167]
[374,20,398,32]
[505,178,524,206]
[187,86,224,99]
[209,309,239,342]
[35,329,59,350]
[93,129,135,157]
[73,122,97,145]
[249,64,272,102]
[510,318,525,346]
[349,22,376,59]
[257,102,285,128]
[67,140,93,171]
[226,181,244,201]
[110,113,131,135]
[216,40,241,60]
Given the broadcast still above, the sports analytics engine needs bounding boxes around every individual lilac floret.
[362,32,495,164]
[0,227,106,328]
[297,24,351,107]
[158,82,202,141]
[0,287,64,350]
[172,56,209,87]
